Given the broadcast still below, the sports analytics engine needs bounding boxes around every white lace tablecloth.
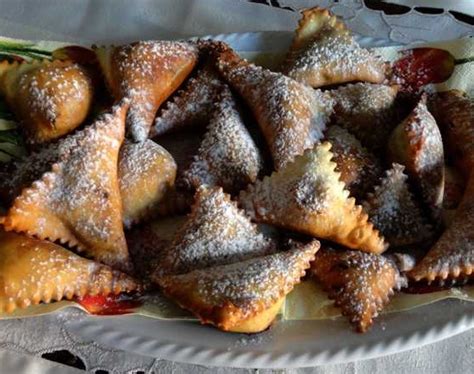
[0,1,473,372]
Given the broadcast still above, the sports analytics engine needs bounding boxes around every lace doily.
[0,1,473,373]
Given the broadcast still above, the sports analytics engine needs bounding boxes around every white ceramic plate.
[67,32,474,368]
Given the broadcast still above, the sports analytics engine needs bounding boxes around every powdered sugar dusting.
[218,54,333,169]
[181,86,263,193]
[363,163,432,247]
[325,125,382,199]
[159,186,276,275]
[329,83,398,151]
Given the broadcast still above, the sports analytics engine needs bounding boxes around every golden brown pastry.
[119,139,177,227]
[1,102,131,272]
[95,41,199,141]
[283,7,387,88]
[325,125,382,199]
[388,95,445,219]
[311,246,401,332]
[239,142,387,254]
[328,83,399,152]
[429,90,474,178]
[0,230,138,314]
[217,46,333,170]
[151,62,226,137]
[180,86,263,193]
[409,173,474,283]
[157,239,319,333]
[155,186,276,276]
[363,163,432,247]
[0,60,94,144]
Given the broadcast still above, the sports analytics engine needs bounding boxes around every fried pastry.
[95,41,199,141]
[363,163,432,247]
[283,7,386,88]
[0,60,93,144]
[119,139,177,227]
[158,239,319,332]
[239,142,386,254]
[180,86,263,193]
[325,125,382,199]
[388,95,445,219]
[409,173,474,283]
[155,186,276,276]
[329,83,399,151]
[151,62,226,137]
[311,246,401,332]
[217,47,333,170]
[0,230,138,314]
[429,90,474,177]
[1,102,131,272]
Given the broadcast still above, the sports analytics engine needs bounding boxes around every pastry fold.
[217,46,333,170]
[1,102,131,272]
[239,142,386,254]
[0,230,138,314]
[283,7,386,88]
[95,41,198,141]
[311,246,401,332]
[180,86,263,193]
[0,59,93,143]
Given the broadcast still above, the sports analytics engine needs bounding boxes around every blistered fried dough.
[328,83,399,151]
[0,60,93,144]
[409,173,474,283]
[119,140,177,227]
[95,41,199,141]
[158,240,319,333]
[363,163,432,247]
[1,102,131,272]
[151,62,226,137]
[239,142,386,254]
[181,86,263,193]
[283,7,386,88]
[388,95,445,218]
[0,230,138,314]
[155,186,276,276]
[217,47,333,170]
[311,246,401,332]
[325,125,382,199]
[429,90,474,178]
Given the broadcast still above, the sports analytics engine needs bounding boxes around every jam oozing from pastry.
[76,293,142,315]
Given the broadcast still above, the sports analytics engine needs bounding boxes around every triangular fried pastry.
[119,139,177,227]
[311,246,401,332]
[429,90,474,178]
[0,230,138,314]
[216,47,333,170]
[388,95,445,219]
[156,186,276,276]
[157,239,319,332]
[409,173,474,283]
[95,41,199,141]
[328,83,399,151]
[442,166,465,226]
[239,142,386,254]
[1,102,131,272]
[180,86,263,193]
[325,125,382,199]
[151,62,226,137]
[363,163,432,247]
[282,7,386,88]
[0,59,94,144]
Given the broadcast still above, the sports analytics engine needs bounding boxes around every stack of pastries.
[0,7,472,334]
